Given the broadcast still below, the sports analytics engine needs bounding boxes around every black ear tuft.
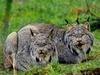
[87,16,90,22]
[30,28,34,36]
[62,31,66,44]
[76,17,79,24]
[65,19,68,24]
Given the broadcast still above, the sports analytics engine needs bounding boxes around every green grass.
[0,0,100,75]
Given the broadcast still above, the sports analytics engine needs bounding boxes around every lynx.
[4,23,58,71]
[58,34,85,64]
[59,22,94,64]
[16,29,58,71]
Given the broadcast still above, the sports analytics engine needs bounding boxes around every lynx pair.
[4,22,93,71]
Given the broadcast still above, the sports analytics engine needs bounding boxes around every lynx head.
[67,22,90,48]
[30,29,57,66]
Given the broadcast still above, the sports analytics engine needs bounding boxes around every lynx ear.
[30,28,36,37]
[65,19,73,30]
[83,22,90,31]
[67,24,73,31]
[47,29,54,39]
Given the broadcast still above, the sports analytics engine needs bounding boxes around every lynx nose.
[39,49,43,54]
[77,40,81,43]
[76,38,82,43]
[38,49,47,54]
[38,49,47,58]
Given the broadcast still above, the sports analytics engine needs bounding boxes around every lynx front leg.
[4,55,13,68]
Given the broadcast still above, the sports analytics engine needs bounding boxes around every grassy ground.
[0,0,100,75]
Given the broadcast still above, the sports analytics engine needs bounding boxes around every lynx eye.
[35,43,39,45]
[34,42,47,47]
[34,41,39,45]
[38,43,47,47]
[42,43,47,46]
[81,33,85,37]
[69,33,76,36]
[48,48,52,51]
